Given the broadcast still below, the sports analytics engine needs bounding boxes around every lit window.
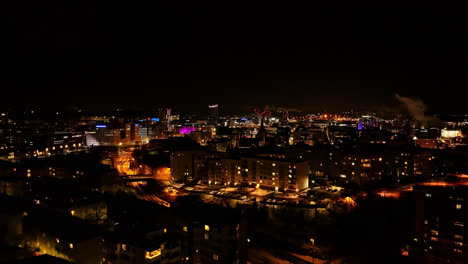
[272,163,276,166]
[204,233,209,240]
[70,210,75,216]
[122,244,126,251]
[456,204,462,209]
[430,230,438,236]
[69,243,74,249]
[455,234,464,240]
[183,226,188,232]
[454,249,463,254]
[145,248,161,259]
[213,254,219,261]
[205,225,210,231]
[430,237,438,242]
[163,228,167,233]
[425,193,431,198]
[455,242,463,247]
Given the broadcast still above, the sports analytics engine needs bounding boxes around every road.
[128,181,171,207]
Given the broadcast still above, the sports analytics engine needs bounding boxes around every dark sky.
[4,1,468,114]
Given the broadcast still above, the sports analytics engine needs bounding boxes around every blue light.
[241,118,248,121]
[96,125,107,128]
[151,118,159,122]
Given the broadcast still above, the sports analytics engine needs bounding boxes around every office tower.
[208,104,219,126]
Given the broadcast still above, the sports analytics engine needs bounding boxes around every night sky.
[5,2,468,114]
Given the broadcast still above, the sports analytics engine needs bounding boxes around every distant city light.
[179,126,195,134]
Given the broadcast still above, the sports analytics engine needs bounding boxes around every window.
[205,225,210,231]
[204,233,209,240]
[183,226,188,232]
[454,242,463,247]
[425,193,431,198]
[213,254,219,261]
[145,248,161,259]
[455,234,463,240]
[456,204,462,210]
[430,230,438,236]
[69,243,74,249]
[454,249,463,254]
[430,237,438,242]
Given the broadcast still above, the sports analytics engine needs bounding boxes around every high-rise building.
[158,108,172,132]
[208,104,219,126]
[411,184,468,263]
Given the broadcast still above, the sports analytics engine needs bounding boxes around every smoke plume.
[395,94,428,122]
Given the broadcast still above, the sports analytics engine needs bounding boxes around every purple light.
[179,126,195,134]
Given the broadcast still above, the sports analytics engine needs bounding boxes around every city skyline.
[3,2,468,263]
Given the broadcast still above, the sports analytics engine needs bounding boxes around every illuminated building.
[208,156,309,191]
[126,123,142,144]
[139,124,155,143]
[158,108,172,132]
[179,126,195,135]
[85,126,125,146]
[85,123,141,146]
[208,104,219,126]
[410,185,468,263]
[441,129,463,139]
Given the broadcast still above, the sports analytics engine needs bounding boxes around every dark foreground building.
[410,184,468,263]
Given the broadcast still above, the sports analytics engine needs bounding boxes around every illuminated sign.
[151,118,159,122]
[96,125,107,128]
[208,104,218,108]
